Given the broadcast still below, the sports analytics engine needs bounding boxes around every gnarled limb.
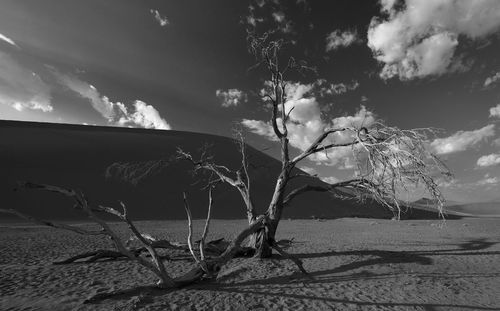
[98,201,173,286]
[12,182,176,288]
[9,182,272,294]
[175,215,267,285]
[282,178,374,206]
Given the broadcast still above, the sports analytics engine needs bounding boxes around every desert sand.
[1,217,499,311]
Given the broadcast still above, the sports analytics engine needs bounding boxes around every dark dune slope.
[1,121,440,220]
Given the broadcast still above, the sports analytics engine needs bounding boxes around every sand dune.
[1,120,414,221]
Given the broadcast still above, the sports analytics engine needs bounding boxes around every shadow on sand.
[86,238,500,310]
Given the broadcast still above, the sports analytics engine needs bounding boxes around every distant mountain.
[413,197,440,206]
[413,197,461,208]
[446,202,500,217]
[412,197,500,217]
[1,120,446,221]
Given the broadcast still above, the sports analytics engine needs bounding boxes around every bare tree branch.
[200,187,213,261]
[282,178,370,206]
[177,137,256,222]
[182,192,201,266]
[290,127,353,165]
[13,182,177,288]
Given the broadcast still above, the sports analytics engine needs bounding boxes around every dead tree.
[102,31,451,260]
[175,31,451,258]
[0,182,277,290]
[250,32,450,256]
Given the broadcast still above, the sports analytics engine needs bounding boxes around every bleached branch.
[200,187,213,261]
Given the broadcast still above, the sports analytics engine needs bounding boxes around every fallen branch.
[5,182,269,298]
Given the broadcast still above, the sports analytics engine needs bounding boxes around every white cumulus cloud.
[368,0,500,80]
[484,72,500,87]
[489,104,500,118]
[216,88,247,108]
[430,124,495,155]
[319,80,359,96]
[0,51,52,112]
[243,80,375,166]
[326,30,361,52]
[150,9,169,27]
[241,119,278,141]
[477,153,500,167]
[55,72,170,130]
[118,100,171,130]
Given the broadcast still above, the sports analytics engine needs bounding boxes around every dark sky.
[1,0,499,202]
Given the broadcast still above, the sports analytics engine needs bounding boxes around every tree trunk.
[249,219,278,258]
[250,224,276,258]
[251,167,290,257]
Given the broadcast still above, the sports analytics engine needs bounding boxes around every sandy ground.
[1,218,499,311]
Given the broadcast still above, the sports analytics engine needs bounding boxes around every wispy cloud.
[150,9,169,27]
[439,174,499,190]
[430,124,495,155]
[0,32,17,47]
[55,72,170,130]
[493,138,500,147]
[325,30,361,52]
[0,51,52,112]
[272,10,293,33]
[216,88,247,108]
[244,4,264,28]
[475,174,499,187]
[484,72,500,87]
[368,0,500,80]
[272,11,286,23]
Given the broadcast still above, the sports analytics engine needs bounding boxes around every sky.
[1,0,500,203]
